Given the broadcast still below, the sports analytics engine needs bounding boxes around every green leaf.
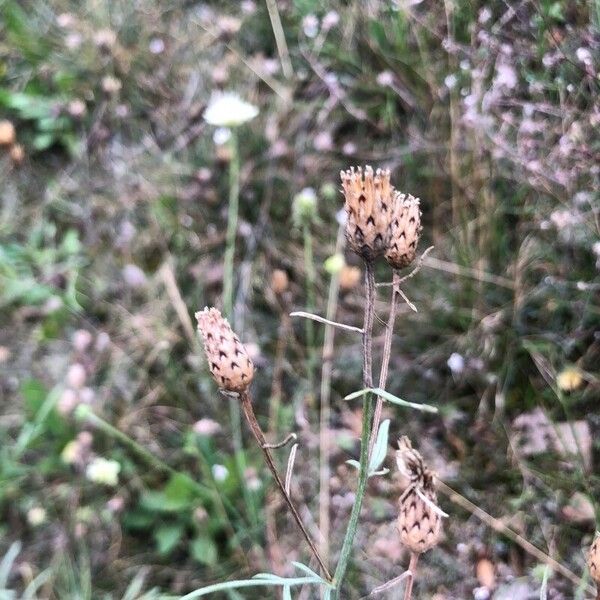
[190,536,218,566]
[368,419,390,473]
[20,379,47,416]
[153,523,184,555]
[164,473,197,508]
[345,459,360,471]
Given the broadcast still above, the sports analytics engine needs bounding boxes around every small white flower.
[444,74,458,89]
[302,14,319,38]
[193,418,221,436]
[576,47,592,66]
[86,457,121,486]
[376,70,394,87]
[27,507,47,526]
[212,464,229,482]
[447,352,465,375]
[204,92,258,128]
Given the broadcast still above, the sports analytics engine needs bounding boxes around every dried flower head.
[385,192,422,269]
[340,166,394,262]
[588,533,600,583]
[196,307,254,392]
[396,436,443,554]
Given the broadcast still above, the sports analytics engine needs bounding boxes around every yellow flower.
[557,367,583,392]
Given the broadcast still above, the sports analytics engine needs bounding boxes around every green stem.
[331,394,374,597]
[222,130,258,527]
[223,129,239,320]
[331,261,376,598]
[303,220,317,395]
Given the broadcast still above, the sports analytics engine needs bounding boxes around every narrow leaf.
[344,387,437,413]
[369,419,390,473]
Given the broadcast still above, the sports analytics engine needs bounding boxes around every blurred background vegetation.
[0,0,599,598]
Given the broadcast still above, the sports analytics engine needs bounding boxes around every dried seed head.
[340,166,394,262]
[196,307,254,392]
[588,534,600,583]
[386,192,422,269]
[396,436,442,554]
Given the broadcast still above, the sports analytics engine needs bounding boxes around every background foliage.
[1,0,599,597]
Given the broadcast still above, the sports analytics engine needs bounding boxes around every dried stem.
[331,261,376,598]
[239,391,332,581]
[368,269,400,458]
[403,552,419,600]
[366,569,412,597]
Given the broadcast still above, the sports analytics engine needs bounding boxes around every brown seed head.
[386,192,422,269]
[340,166,394,262]
[195,307,254,392]
[396,436,442,554]
[588,534,600,583]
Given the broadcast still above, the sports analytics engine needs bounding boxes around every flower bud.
[196,307,254,392]
[385,192,422,269]
[340,166,394,262]
[396,436,442,554]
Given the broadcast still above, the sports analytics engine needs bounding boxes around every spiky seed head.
[588,534,600,583]
[195,307,254,392]
[396,436,442,554]
[340,166,394,262]
[385,192,422,269]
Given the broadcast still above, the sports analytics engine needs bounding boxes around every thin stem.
[318,223,345,569]
[264,0,293,79]
[368,269,400,458]
[239,391,332,581]
[222,130,258,527]
[331,261,376,598]
[303,221,318,396]
[403,552,419,600]
[223,130,239,319]
[331,394,374,598]
[362,261,376,390]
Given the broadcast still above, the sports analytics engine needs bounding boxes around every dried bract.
[396,436,442,554]
[386,193,422,269]
[340,166,394,262]
[196,307,254,392]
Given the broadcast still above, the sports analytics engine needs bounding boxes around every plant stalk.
[403,552,419,600]
[331,261,376,598]
[222,130,258,527]
[368,269,400,458]
[239,391,332,581]
[303,220,318,396]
